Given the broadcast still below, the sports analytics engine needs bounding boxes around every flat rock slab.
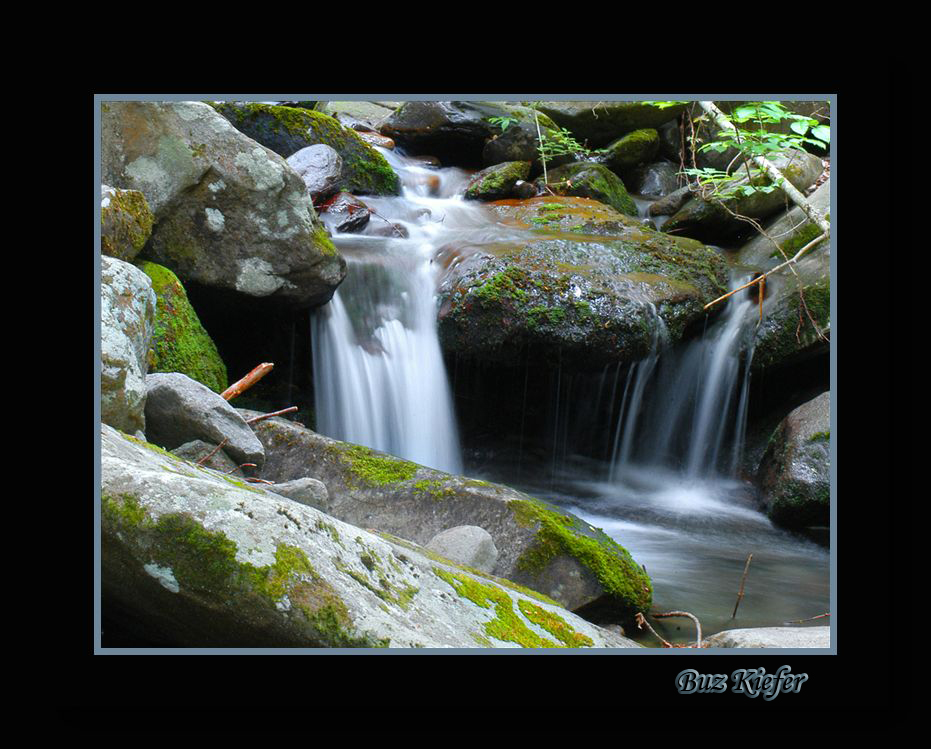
[100,424,641,649]
[704,626,831,649]
[239,411,652,618]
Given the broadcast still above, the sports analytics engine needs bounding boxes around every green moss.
[334,444,419,488]
[808,430,830,443]
[101,491,385,646]
[517,599,594,647]
[471,267,532,307]
[412,479,455,501]
[137,261,228,393]
[769,220,825,259]
[510,498,652,615]
[334,549,419,611]
[101,188,155,261]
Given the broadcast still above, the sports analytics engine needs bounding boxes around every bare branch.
[246,406,299,425]
[221,363,274,401]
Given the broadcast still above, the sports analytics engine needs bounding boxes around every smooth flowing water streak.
[312,149,503,474]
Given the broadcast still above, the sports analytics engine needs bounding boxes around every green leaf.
[811,125,831,144]
[789,121,810,136]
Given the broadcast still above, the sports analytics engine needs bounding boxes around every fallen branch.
[732,553,753,619]
[785,612,831,625]
[702,231,829,310]
[221,363,274,401]
[195,438,229,466]
[635,612,673,648]
[246,406,298,425]
[697,101,830,234]
[654,610,703,648]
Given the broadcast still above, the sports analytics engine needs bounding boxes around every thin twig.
[221,363,274,401]
[635,612,673,648]
[785,612,830,624]
[228,463,257,474]
[246,406,298,425]
[654,610,703,648]
[245,477,275,485]
[195,438,229,466]
[732,553,753,619]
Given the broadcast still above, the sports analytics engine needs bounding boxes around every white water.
[312,149,496,474]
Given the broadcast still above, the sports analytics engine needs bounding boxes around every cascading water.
[312,149,499,474]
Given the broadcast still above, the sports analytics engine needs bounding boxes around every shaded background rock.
[534,101,686,148]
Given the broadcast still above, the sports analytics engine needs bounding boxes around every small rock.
[317,192,372,234]
[171,440,245,476]
[426,525,498,573]
[286,144,343,200]
[266,477,330,512]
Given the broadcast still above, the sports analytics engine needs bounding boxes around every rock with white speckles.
[100,101,346,308]
[100,256,157,436]
[100,424,642,649]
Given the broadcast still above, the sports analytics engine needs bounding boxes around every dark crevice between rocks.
[184,282,318,429]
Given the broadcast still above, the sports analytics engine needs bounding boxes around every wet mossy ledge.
[241,410,652,620]
[100,424,641,648]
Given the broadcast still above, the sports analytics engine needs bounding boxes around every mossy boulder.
[240,412,653,620]
[662,150,824,243]
[464,160,532,201]
[436,196,729,368]
[100,424,641,648]
[101,185,154,262]
[538,162,638,216]
[597,128,660,174]
[756,392,831,529]
[535,101,686,148]
[136,261,227,393]
[101,101,345,308]
[211,102,400,196]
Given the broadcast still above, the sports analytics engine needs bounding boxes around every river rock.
[101,185,154,262]
[626,162,682,198]
[464,161,532,201]
[101,256,157,436]
[136,261,228,393]
[597,129,660,173]
[380,101,560,168]
[317,192,372,234]
[321,101,397,131]
[266,477,330,513]
[171,439,244,477]
[436,196,729,369]
[537,162,637,216]
[238,410,653,619]
[286,144,343,200]
[756,391,831,529]
[426,526,499,573]
[211,102,400,196]
[534,101,686,148]
[703,626,830,648]
[144,373,265,470]
[662,150,824,242]
[101,101,346,309]
[101,424,642,648]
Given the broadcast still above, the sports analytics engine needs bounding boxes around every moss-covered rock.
[535,101,686,148]
[464,160,531,201]
[537,162,638,217]
[756,392,831,529]
[211,102,400,196]
[436,196,728,368]
[101,186,154,262]
[598,128,660,174]
[136,261,228,393]
[241,412,652,620]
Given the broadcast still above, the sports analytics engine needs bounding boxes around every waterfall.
[311,150,489,475]
[609,275,758,480]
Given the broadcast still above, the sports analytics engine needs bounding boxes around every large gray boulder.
[144,373,265,469]
[704,626,830,648]
[756,391,831,529]
[238,411,653,619]
[101,100,345,308]
[100,256,157,436]
[100,424,641,648]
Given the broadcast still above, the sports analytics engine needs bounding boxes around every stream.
[311,148,830,645]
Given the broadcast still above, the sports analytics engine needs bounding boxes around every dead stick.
[246,406,298,425]
[732,553,753,619]
[196,438,229,466]
[221,363,274,401]
[635,612,673,648]
[654,610,703,648]
[786,612,830,624]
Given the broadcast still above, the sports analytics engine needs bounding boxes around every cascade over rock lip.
[239,411,653,619]
[435,196,729,369]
